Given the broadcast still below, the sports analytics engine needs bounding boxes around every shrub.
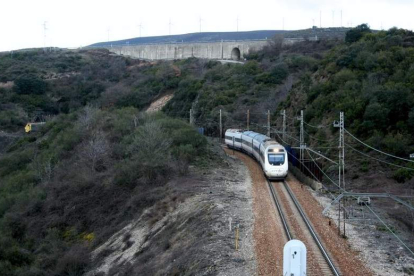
[393,168,414,183]
[12,75,48,95]
[345,24,372,43]
[54,245,90,275]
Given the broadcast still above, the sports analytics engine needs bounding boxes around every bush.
[345,24,372,43]
[393,168,414,183]
[13,75,48,95]
[54,245,90,275]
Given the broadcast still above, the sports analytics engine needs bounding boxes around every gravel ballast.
[286,175,373,275]
[226,149,286,275]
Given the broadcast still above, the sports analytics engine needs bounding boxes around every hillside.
[1,25,413,274]
[277,27,414,181]
[274,26,414,236]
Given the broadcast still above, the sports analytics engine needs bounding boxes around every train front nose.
[265,168,287,179]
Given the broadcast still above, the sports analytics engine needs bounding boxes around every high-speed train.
[225,129,288,180]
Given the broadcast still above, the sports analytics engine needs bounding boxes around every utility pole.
[267,110,271,137]
[247,110,250,131]
[320,11,322,28]
[300,110,304,163]
[281,110,286,142]
[43,21,48,52]
[219,109,222,141]
[334,111,345,236]
[189,108,194,125]
[138,23,143,37]
[340,111,346,237]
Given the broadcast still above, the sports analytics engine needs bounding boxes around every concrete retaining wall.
[107,40,267,60]
[106,37,312,61]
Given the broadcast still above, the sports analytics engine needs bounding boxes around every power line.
[345,143,414,171]
[306,149,341,189]
[276,111,414,256]
[303,128,337,143]
[272,127,301,143]
[274,134,337,199]
[303,120,331,129]
[308,147,414,256]
[365,204,414,256]
[345,128,414,163]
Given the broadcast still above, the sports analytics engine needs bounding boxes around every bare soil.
[312,187,414,275]
[87,141,257,275]
[145,93,174,113]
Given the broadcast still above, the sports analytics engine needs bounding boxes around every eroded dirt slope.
[87,142,257,275]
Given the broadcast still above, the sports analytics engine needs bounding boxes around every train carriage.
[225,129,288,180]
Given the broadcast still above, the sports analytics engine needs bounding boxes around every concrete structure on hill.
[94,28,350,61]
[106,37,313,61]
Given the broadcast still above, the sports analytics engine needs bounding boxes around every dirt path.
[225,149,285,275]
[145,93,173,113]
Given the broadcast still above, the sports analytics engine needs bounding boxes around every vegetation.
[2,24,414,273]
[0,107,208,275]
[0,49,219,275]
[279,26,414,165]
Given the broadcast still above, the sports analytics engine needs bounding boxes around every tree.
[345,24,372,43]
[79,131,110,172]
[13,75,48,95]
[129,121,173,181]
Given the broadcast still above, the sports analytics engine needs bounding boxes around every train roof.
[225,129,283,147]
[225,129,242,133]
[263,140,283,148]
[242,131,269,143]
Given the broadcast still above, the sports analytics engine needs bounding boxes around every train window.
[268,154,285,165]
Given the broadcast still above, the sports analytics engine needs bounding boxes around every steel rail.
[267,179,292,241]
[283,181,340,276]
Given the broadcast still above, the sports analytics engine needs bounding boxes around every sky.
[1,0,413,52]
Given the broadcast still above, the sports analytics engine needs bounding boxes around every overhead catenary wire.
[303,128,337,143]
[303,120,331,129]
[307,148,414,256]
[271,127,301,141]
[224,112,414,257]
[275,112,414,257]
[345,143,414,171]
[365,204,414,256]
[345,128,414,163]
[306,149,341,189]
[274,132,337,199]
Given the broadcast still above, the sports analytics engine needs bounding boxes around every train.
[224,129,288,180]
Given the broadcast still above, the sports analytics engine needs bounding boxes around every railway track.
[268,180,340,276]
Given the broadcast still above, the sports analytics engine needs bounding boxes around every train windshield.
[268,154,285,165]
